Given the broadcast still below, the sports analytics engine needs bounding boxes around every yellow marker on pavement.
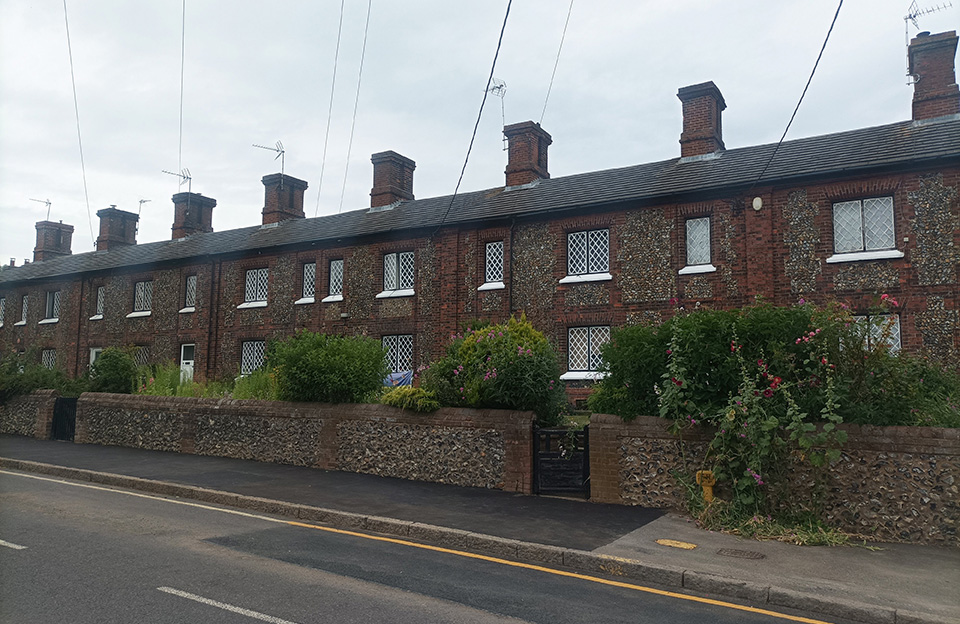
[656,539,698,550]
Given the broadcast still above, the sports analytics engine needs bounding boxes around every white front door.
[180,344,195,382]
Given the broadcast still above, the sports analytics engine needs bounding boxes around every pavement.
[1,434,957,624]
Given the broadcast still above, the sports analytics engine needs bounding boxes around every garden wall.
[589,413,960,545]
[0,390,58,439]
[74,393,535,493]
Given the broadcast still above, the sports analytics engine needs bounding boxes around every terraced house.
[2,31,959,403]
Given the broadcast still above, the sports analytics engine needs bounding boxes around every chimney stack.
[503,121,551,187]
[262,173,308,225]
[33,220,74,262]
[172,192,216,239]
[677,81,726,158]
[909,30,960,121]
[95,206,139,251]
[370,151,415,208]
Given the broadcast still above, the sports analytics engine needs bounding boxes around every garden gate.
[533,426,589,498]
[50,397,77,441]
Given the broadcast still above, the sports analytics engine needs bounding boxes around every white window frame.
[852,314,902,353]
[479,241,505,291]
[560,229,612,284]
[39,290,61,324]
[322,259,344,303]
[377,251,415,298]
[15,294,28,326]
[382,334,413,374]
[239,268,269,309]
[295,262,317,305]
[679,216,717,275]
[133,346,151,367]
[126,281,153,318]
[240,340,266,375]
[89,347,103,367]
[180,275,197,313]
[41,349,56,370]
[90,285,105,320]
[827,196,903,264]
[560,326,611,380]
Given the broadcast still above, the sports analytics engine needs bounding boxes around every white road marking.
[158,587,300,624]
[0,539,27,550]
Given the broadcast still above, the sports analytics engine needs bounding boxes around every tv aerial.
[29,198,52,220]
[253,140,285,178]
[162,168,192,193]
[138,199,151,216]
[487,78,507,149]
[904,1,953,83]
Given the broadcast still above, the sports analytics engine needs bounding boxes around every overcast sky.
[0,1,956,264]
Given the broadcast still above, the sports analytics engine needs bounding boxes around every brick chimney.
[504,121,551,187]
[172,192,216,239]
[33,220,74,262]
[677,81,726,158]
[95,206,139,251]
[909,30,960,121]
[370,151,415,208]
[262,173,308,225]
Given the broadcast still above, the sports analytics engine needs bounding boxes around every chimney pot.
[33,220,74,262]
[677,81,726,158]
[909,30,959,121]
[95,207,139,251]
[172,192,216,239]
[262,173,308,224]
[503,121,551,187]
[370,151,416,208]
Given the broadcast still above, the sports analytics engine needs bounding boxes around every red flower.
[672,377,683,387]
[762,388,774,398]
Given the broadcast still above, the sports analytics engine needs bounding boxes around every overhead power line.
[338,0,373,214]
[178,0,186,177]
[434,0,513,234]
[540,0,574,125]
[749,0,844,192]
[62,0,95,246]
[314,0,346,217]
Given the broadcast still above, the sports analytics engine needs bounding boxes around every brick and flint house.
[1,31,958,403]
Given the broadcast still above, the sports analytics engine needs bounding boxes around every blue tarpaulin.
[384,371,413,387]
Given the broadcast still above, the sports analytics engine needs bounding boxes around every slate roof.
[3,115,960,286]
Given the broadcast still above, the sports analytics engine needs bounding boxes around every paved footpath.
[2,434,958,624]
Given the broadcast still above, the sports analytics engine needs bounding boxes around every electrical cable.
[748,0,843,193]
[178,0,186,177]
[338,0,372,214]
[62,0,95,246]
[434,0,513,234]
[539,0,574,125]
[314,0,346,217]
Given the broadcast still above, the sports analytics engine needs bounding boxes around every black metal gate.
[533,426,589,498]
[50,397,77,441]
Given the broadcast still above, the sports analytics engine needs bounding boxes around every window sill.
[237,301,267,309]
[294,297,315,305]
[125,310,152,319]
[478,281,505,291]
[14,321,26,327]
[89,314,103,321]
[559,272,612,285]
[376,289,415,299]
[178,306,196,314]
[826,249,904,264]
[560,371,609,381]
[38,318,59,325]
[321,294,344,303]
[679,264,717,275]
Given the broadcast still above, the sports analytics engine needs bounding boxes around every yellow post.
[695,470,716,503]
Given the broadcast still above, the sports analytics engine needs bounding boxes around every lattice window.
[133,346,151,367]
[383,334,413,373]
[95,286,105,315]
[853,314,902,353]
[245,268,269,303]
[21,295,28,323]
[240,340,266,375]
[184,275,197,308]
[833,197,895,253]
[686,217,711,266]
[41,349,56,370]
[134,281,153,312]
[45,291,61,319]
[0,297,5,326]
[485,241,504,283]
[399,251,415,289]
[567,229,608,275]
[383,252,414,291]
[383,253,398,291]
[329,259,344,296]
[302,263,316,298]
[568,326,610,372]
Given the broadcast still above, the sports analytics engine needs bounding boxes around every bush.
[0,349,88,402]
[381,386,440,412]
[419,315,565,426]
[89,347,138,394]
[268,331,388,403]
[232,367,278,400]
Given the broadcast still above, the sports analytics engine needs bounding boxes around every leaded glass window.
[686,217,711,266]
[95,286,105,315]
[41,349,56,369]
[833,197,895,254]
[133,346,151,367]
[329,259,344,296]
[0,297,5,326]
[302,263,316,299]
[240,340,266,375]
[853,314,902,353]
[383,334,413,373]
[134,281,153,312]
[567,229,608,276]
[567,326,611,372]
[45,291,61,320]
[184,275,197,308]
[245,268,269,303]
[21,295,28,323]
[485,241,504,283]
[383,252,414,291]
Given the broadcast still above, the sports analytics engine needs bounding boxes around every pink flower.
[666,349,672,355]
[880,294,889,301]
[762,388,774,398]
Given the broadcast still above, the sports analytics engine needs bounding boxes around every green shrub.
[268,331,388,403]
[419,315,565,426]
[89,347,138,394]
[381,386,440,412]
[0,349,88,402]
[232,368,278,400]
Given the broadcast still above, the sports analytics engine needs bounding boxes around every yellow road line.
[2,468,833,624]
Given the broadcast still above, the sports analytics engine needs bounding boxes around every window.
[126,280,153,318]
[828,197,903,263]
[41,349,56,370]
[89,347,102,367]
[378,251,414,298]
[382,335,413,373]
[679,217,716,275]
[479,241,505,290]
[561,229,610,283]
[240,340,266,375]
[16,295,27,325]
[239,268,269,308]
[180,344,195,382]
[302,263,316,299]
[133,346,151,367]
[561,326,611,380]
[91,286,105,320]
[323,259,344,302]
[180,275,197,313]
[40,290,61,323]
[853,314,902,353]
[0,297,5,327]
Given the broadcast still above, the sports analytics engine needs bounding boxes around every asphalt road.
[0,469,846,624]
